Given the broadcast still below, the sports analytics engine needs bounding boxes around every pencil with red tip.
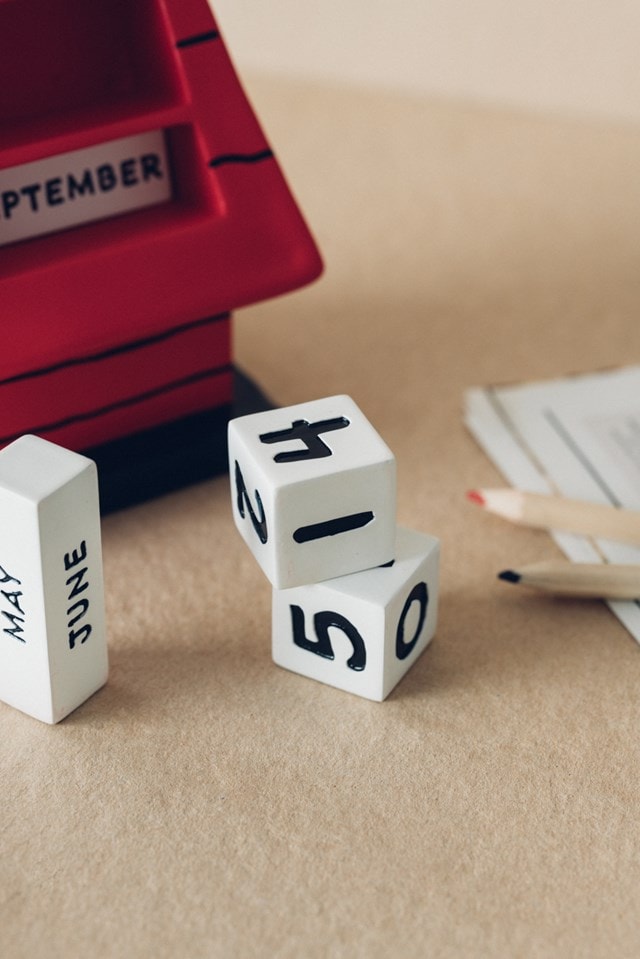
[466,488,640,546]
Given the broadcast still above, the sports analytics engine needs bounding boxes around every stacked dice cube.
[0,396,440,723]
[229,395,441,701]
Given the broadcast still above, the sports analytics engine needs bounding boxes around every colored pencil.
[467,488,640,546]
[498,561,640,599]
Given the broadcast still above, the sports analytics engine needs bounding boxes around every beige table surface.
[4,76,640,958]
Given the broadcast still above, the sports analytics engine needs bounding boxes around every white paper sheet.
[464,365,640,641]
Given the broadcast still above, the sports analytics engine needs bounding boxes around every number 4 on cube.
[228,395,396,588]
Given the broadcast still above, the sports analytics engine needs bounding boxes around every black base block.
[86,368,272,514]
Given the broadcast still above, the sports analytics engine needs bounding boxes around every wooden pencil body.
[521,494,640,545]
[512,561,640,599]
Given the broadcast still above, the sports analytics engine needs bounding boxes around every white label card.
[464,365,640,643]
[0,130,171,246]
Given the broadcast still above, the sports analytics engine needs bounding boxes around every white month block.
[272,526,440,701]
[0,435,108,724]
[228,395,396,588]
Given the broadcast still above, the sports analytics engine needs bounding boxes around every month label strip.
[0,130,171,247]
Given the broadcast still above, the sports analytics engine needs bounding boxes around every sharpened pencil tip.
[498,569,521,584]
[466,489,485,506]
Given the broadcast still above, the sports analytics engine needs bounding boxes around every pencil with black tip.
[467,488,640,546]
[498,561,640,599]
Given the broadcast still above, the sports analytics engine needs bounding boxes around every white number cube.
[0,435,108,724]
[272,526,440,700]
[228,395,396,588]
